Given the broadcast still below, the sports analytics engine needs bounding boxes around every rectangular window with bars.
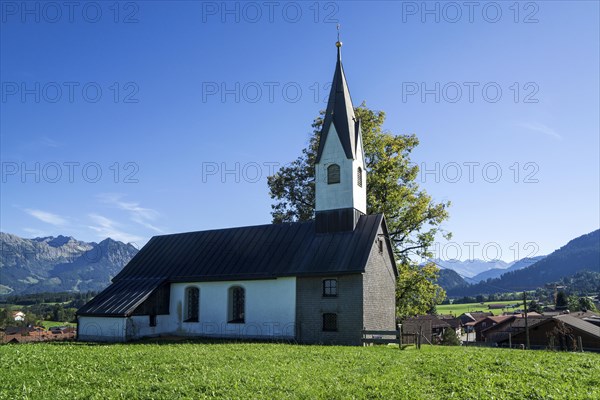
[322,313,337,332]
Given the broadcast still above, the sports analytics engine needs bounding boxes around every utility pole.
[523,291,530,350]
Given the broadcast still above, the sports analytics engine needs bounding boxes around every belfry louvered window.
[184,287,199,322]
[327,164,340,184]
[357,167,363,187]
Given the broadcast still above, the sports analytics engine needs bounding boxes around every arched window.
[357,167,363,187]
[184,287,199,322]
[327,164,340,184]
[228,286,245,323]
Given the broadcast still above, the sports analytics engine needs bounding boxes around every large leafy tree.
[267,103,451,318]
[396,262,447,319]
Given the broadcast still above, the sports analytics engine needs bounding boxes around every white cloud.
[97,193,164,233]
[518,122,561,140]
[88,214,143,244]
[24,209,67,226]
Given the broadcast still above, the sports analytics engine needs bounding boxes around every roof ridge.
[151,220,315,238]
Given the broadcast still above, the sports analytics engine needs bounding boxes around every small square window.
[149,315,157,327]
[323,279,337,297]
[323,313,337,332]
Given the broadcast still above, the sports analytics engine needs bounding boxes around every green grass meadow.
[0,342,598,399]
[437,301,522,316]
[39,321,76,329]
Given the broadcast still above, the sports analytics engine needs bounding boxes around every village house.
[458,311,493,326]
[438,314,463,337]
[1,325,75,344]
[480,314,547,344]
[471,315,513,342]
[459,311,493,341]
[499,314,600,352]
[12,311,25,322]
[77,41,398,345]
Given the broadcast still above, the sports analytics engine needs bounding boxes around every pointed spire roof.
[316,40,359,163]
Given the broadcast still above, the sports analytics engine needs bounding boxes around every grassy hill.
[1,342,598,399]
[437,268,469,291]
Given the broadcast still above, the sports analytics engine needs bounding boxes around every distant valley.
[435,230,600,297]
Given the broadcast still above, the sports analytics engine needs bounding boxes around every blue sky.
[1,1,598,262]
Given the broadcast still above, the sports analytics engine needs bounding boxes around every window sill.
[183,319,199,323]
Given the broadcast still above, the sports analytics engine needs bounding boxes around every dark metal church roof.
[78,214,393,317]
[77,278,164,317]
[316,44,359,163]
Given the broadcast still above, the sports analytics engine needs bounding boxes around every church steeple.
[314,36,367,234]
[315,37,359,163]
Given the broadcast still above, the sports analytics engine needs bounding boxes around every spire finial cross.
[336,24,342,48]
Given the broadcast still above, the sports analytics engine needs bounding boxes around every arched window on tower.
[184,287,199,322]
[228,286,245,323]
[327,164,340,184]
[357,167,363,187]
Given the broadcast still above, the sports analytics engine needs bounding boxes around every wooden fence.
[361,329,421,349]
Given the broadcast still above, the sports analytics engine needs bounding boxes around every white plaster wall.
[315,123,366,213]
[129,315,171,339]
[78,316,127,342]
[164,277,296,338]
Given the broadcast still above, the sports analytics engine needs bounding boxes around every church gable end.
[362,222,398,332]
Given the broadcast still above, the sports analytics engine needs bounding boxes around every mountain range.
[0,233,138,295]
[470,256,547,282]
[443,230,600,296]
[431,258,512,280]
